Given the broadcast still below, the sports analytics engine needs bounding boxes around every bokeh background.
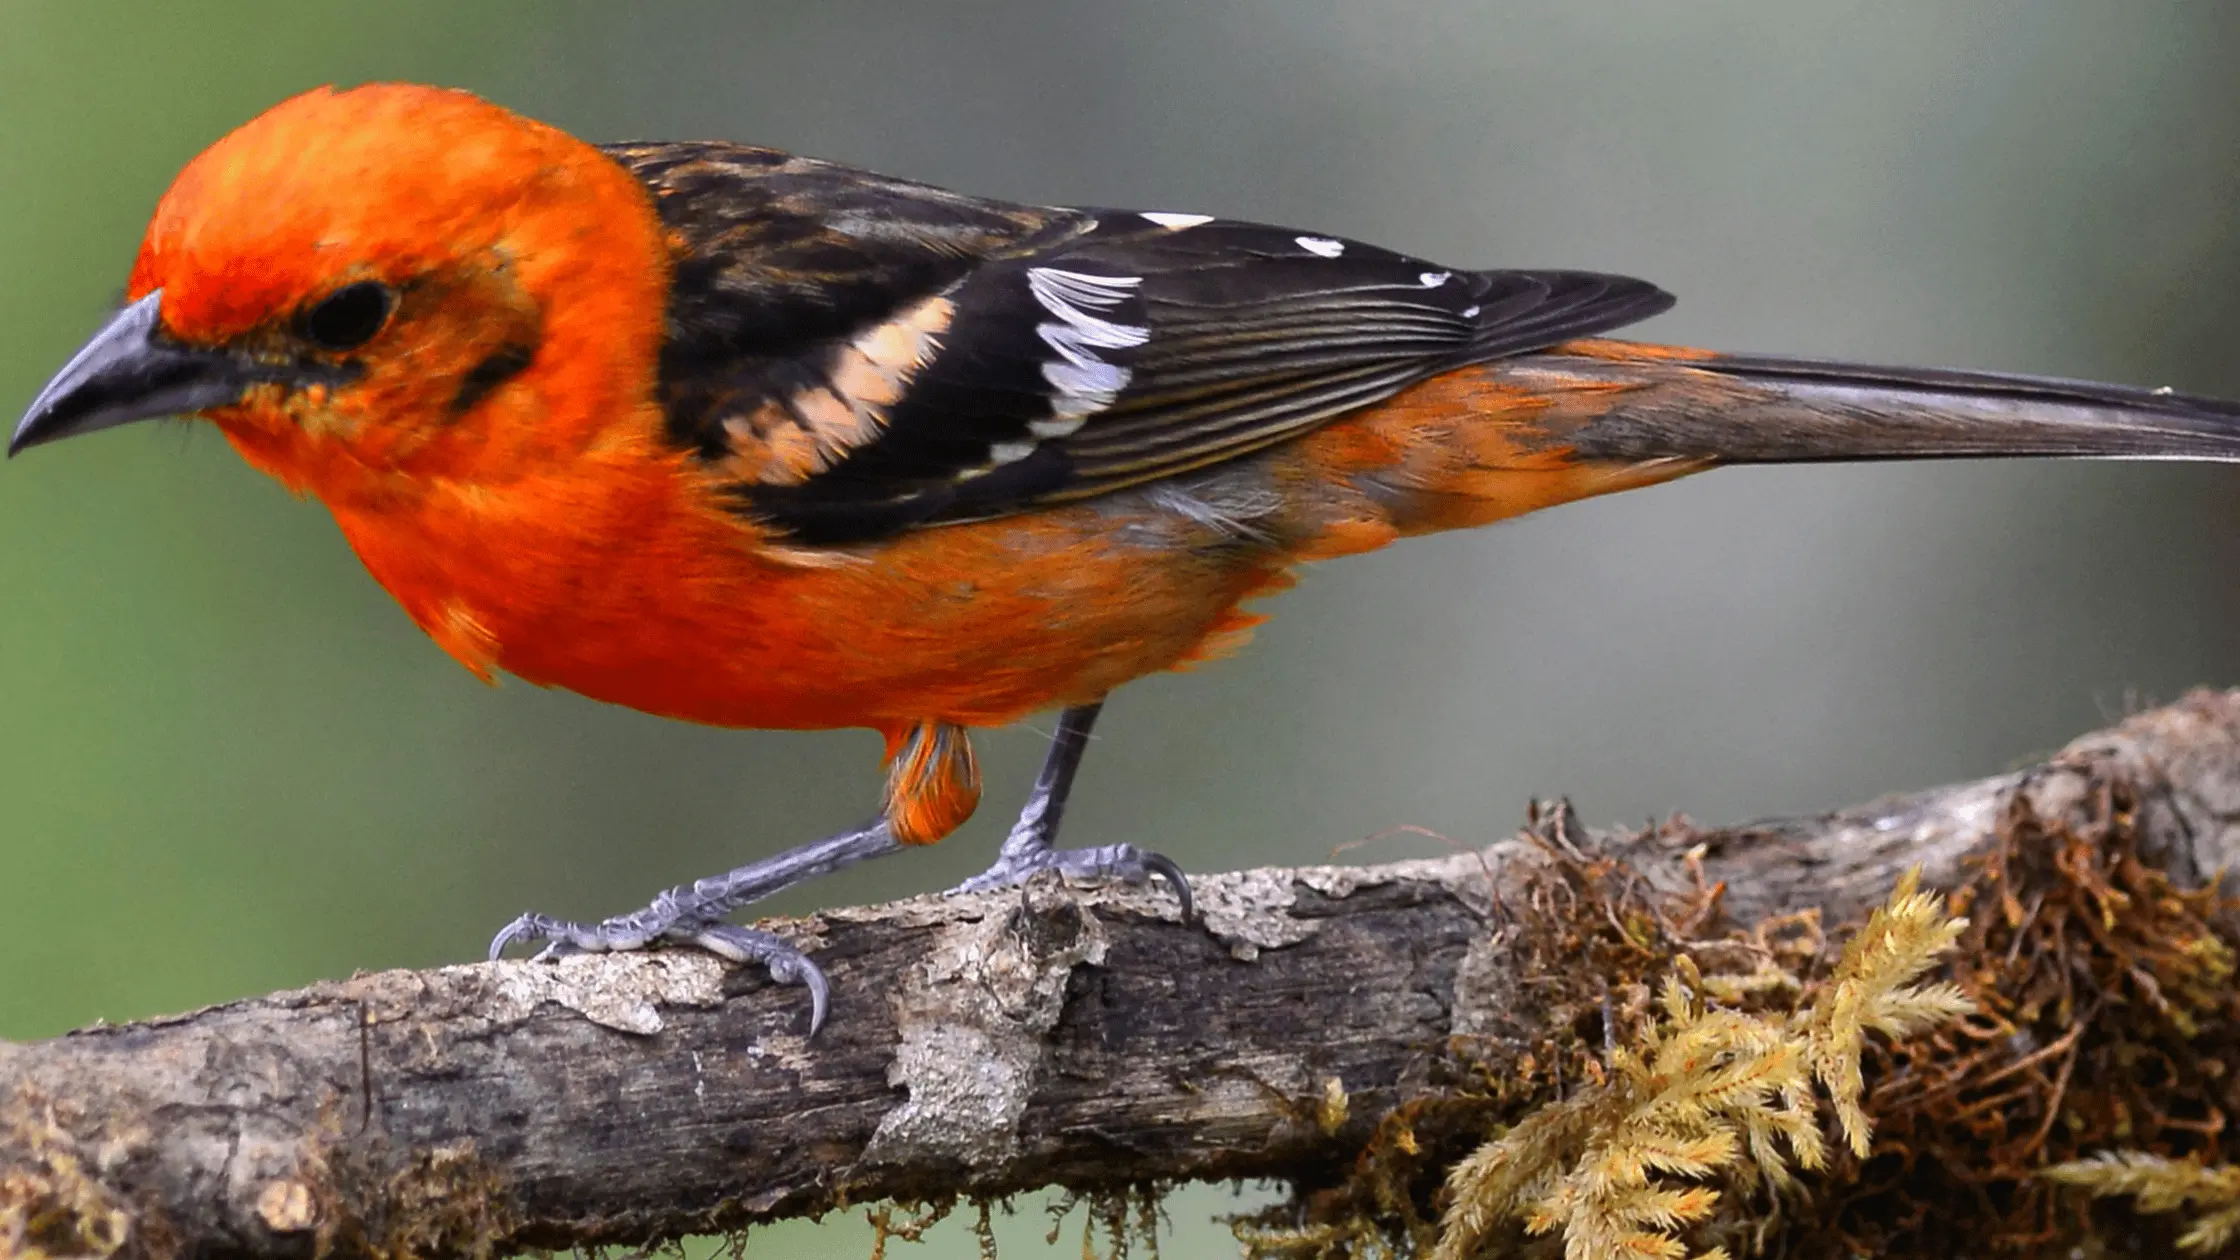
[4,2,2239,1254]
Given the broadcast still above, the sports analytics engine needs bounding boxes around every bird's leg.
[486,703,1186,1033]
[487,817,901,1034]
[949,702,1194,917]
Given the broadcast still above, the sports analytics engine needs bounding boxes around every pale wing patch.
[727,294,955,485]
[795,384,874,447]
[738,413,825,483]
[1140,211,1214,229]
[935,267,1149,484]
[1028,267,1148,419]
[837,304,955,407]
[1028,414,1088,439]
[1296,236,1345,258]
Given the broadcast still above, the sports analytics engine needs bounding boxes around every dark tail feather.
[1542,349,2240,467]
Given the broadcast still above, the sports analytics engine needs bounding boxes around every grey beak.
[11,291,259,457]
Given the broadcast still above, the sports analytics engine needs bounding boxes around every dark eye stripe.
[450,339,539,414]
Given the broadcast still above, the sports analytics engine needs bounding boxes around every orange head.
[12,84,673,509]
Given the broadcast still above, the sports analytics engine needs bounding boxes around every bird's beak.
[11,291,260,457]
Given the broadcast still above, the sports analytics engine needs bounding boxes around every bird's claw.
[488,909,830,1035]
[683,921,832,1036]
[951,839,1196,921]
[1136,849,1196,921]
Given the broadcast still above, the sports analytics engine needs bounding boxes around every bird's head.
[12,83,671,506]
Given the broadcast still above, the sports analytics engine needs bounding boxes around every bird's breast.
[323,462,1296,733]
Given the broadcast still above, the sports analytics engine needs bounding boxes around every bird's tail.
[1277,338,2240,557]
[1518,339,2240,467]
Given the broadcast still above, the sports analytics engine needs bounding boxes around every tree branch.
[7,691,2240,1260]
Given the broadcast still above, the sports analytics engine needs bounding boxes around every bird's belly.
[476,501,1290,733]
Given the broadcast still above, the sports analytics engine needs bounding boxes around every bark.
[6,690,2240,1260]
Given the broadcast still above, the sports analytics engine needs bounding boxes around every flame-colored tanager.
[18,84,2240,1031]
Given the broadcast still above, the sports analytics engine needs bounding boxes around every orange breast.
[328,447,1289,734]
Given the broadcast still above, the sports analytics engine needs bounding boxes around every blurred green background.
[3,1,2238,1254]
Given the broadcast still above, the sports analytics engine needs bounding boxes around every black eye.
[299,281,395,350]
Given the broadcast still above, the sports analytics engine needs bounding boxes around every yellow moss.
[867,1198,959,1260]
[1795,869,1974,1158]
[1428,872,1973,1260]
[2044,1153,2240,1253]
[1319,1078,1352,1139]
[1042,1186,1165,1260]
[0,1107,134,1260]
[1237,758,2240,1258]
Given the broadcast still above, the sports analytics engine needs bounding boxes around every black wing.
[606,141,1096,462]
[611,144,1674,544]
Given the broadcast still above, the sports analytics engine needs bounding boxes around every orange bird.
[18,84,2240,1030]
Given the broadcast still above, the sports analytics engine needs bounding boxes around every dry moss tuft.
[1042,1186,1166,1260]
[326,1139,515,1260]
[0,1116,132,1260]
[1796,873,1975,1160]
[1234,803,1719,1260]
[1240,754,2240,1260]
[861,1187,1166,1260]
[1828,774,2240,1253]
[2045,1152,2240,1252]
[1428,870,1971,1260]
[867,1197,965,1260]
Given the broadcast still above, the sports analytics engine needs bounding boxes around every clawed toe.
[488,908,831,1035]
[941,704,1193,917]
[952,840,1195,919]
[684,922,832,1035]
[488,911,591,959]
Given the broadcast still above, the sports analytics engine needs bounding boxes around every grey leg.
[950,702,1193,917]
[488,817,901,1034]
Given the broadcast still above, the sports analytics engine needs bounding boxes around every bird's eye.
[298,281,395,350]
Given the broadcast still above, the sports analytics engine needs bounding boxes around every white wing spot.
[1461,305,1481,319]
[988,440,1038,465]
[1419,271,1451,287]
[1141,211,1214,229]
[1027,267,1149,420]
[1296,236,1345,258]
[1028,415,1087,438]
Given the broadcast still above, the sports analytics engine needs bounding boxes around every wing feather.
[610,144,1674,543]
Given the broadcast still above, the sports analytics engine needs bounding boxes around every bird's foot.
[486,818,900,1037]
[489,904,831,1034]
[949,836,1195,919]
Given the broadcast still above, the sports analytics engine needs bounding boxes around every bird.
[16,82,2240,1033]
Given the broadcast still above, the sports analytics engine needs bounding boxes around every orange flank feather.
[882,722,981,845]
